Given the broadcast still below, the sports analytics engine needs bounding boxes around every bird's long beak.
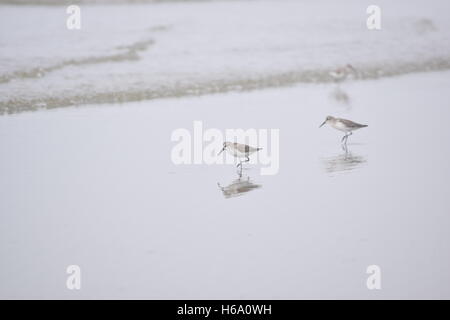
[218,147,225,155]
[319,120,326,128]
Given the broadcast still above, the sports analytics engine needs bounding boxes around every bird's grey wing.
[235,143,250,153]
[339,118,367,128]
[236,143,259,154]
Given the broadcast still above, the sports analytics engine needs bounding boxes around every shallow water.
[321,144,368,176]
[1,71,450,298]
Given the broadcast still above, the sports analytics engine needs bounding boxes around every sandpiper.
[218,142,262,169]
[319,116,367,144]
[329,64,357,82]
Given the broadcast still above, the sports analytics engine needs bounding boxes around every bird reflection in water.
[330,86,350,106]
[217,174,262,199]
[322,144,367,175]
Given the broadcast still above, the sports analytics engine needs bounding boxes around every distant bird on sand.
[329,64,357,82]
[218,142,262,169]
[320,116,368,144]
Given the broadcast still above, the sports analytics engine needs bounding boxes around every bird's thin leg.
[346,131,352,144]
[236,160,242,168]
[245,156,250,163]
[341,134,348,146]
[344,144,349,154]
[236,162,243,176]
[341,131,352,145]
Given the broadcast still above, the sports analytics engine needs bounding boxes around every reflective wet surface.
[322,144,367,175]
[218,174,262,199]
[1,72,450,298]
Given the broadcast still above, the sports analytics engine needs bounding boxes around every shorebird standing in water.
[218,142,262,171]
[329,64,357,82]
[320,116,368,144]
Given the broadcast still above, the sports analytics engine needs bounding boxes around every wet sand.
[2,0,450,113]
[1,71,450,299]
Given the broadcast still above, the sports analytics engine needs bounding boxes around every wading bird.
[319,116,368,144]
[218,142,262,170]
